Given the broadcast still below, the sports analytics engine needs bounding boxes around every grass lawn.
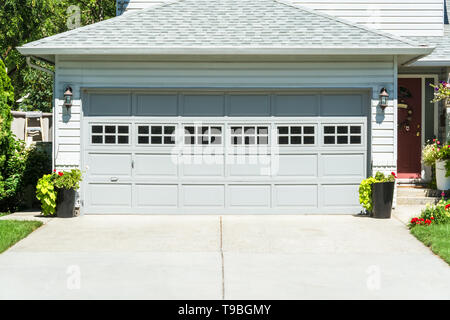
[0,212,11,217]
[0,220,43,254]
[411,224,450,265]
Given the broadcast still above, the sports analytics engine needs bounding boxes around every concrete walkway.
[0,210,449,299]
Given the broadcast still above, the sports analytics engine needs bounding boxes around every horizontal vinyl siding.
[54,57,396,173]
[290,0,444,36]
[119,0,444,36]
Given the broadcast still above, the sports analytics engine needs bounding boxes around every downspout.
[26,56,56,171]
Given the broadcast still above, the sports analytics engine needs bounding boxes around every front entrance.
[397,78,422,179]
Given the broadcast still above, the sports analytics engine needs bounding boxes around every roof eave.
[18,46,434,56]
[408,59,450,67]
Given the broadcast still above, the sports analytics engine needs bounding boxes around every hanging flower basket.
[430,81,450,103]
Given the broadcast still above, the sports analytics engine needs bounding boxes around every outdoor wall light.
[379,87,389,110]
[63,86,73,110]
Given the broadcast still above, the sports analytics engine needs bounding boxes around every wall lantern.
[379,87,389,110]
[63,86,73,110]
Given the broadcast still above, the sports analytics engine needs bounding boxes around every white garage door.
[81,91,369,214]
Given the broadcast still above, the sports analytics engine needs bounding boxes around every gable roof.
[19,0,432,60]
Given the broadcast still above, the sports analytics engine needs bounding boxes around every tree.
[0,0,116,111]
[0,58,18,209]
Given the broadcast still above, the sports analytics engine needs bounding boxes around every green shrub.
[36,173,57,216]
[359,171,396,212]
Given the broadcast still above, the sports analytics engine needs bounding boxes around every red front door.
[397,78,422,179]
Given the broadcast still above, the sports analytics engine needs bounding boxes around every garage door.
[81,91,369,214]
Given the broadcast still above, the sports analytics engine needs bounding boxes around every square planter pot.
[56,188,77,218]
[435,160,450,191]
[371,182,395,219]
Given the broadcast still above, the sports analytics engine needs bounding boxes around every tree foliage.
[0,0,116,111]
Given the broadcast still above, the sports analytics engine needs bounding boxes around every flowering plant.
[408,198,450,228]
[359,171,396,212]
[36,169,83,216]
[430,81,450,103]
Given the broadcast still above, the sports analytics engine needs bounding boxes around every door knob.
[110,177,118,182]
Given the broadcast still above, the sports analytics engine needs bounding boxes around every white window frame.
[322,124,363,146]
[276,124,317,146]
[90,123,131,146]
[182,124,224,145]
[136,124,177,146]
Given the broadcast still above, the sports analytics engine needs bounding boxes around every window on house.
[137,125,176,145]
[277,125,315,145]
[230,125,269,145]
[183,125,223,145]
[91,124,130,145]
[323,125,362,145]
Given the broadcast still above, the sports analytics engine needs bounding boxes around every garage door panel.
[181,185,225,207]
[320,154,365,177]
[273,95,319,116]
[181,159,224,177]
[275,154,318,177]
[228,95,270,116]
[229,185,271,207]
[136,94,178,116]
[228,161,271,177]
[87,153,132,178]
[321,94,364,116]
[87,94,131,116]
[135,154,178,177]
[321,184,360,207]
[274,185,318,207]
[88,183,132,207]
[135,184,178,207]
[182,95,225,116]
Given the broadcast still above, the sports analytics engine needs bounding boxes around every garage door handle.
[110,177,118,182]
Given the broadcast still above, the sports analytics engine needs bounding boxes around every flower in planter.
[430,82,450,103]
[391,172,397,179]
[445,204,450,210]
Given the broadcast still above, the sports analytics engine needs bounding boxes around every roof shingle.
[22,0,422,51]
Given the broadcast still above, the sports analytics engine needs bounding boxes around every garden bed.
[0,220,43,253]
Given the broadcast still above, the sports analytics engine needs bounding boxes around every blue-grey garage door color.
[82,91,369,214]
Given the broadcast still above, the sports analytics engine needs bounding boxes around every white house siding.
[119,0,444,36]
[54,56,397,176]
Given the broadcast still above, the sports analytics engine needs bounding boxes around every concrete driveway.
[0,213,449,299]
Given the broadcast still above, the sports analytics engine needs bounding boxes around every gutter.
[25,56,56,171]
[18,46,435,56]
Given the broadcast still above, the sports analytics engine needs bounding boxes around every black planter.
[371,182,395,219]
[56,188,76,218]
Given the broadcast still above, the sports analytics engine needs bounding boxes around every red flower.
[58,172,64,176]
[433,139,436,142]
[53,169,56,172]
[391,172,397,179]
[431,217,434,220]
[445,204,450,210]
[437,141,441,145]
[419,218,424,222]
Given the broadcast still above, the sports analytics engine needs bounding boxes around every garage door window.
[183,125,223,145]
[91,124,130,145]
[323,125,362,145]
[138,125,176,145]
[277,125,315,145]
[230,126,269,145]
